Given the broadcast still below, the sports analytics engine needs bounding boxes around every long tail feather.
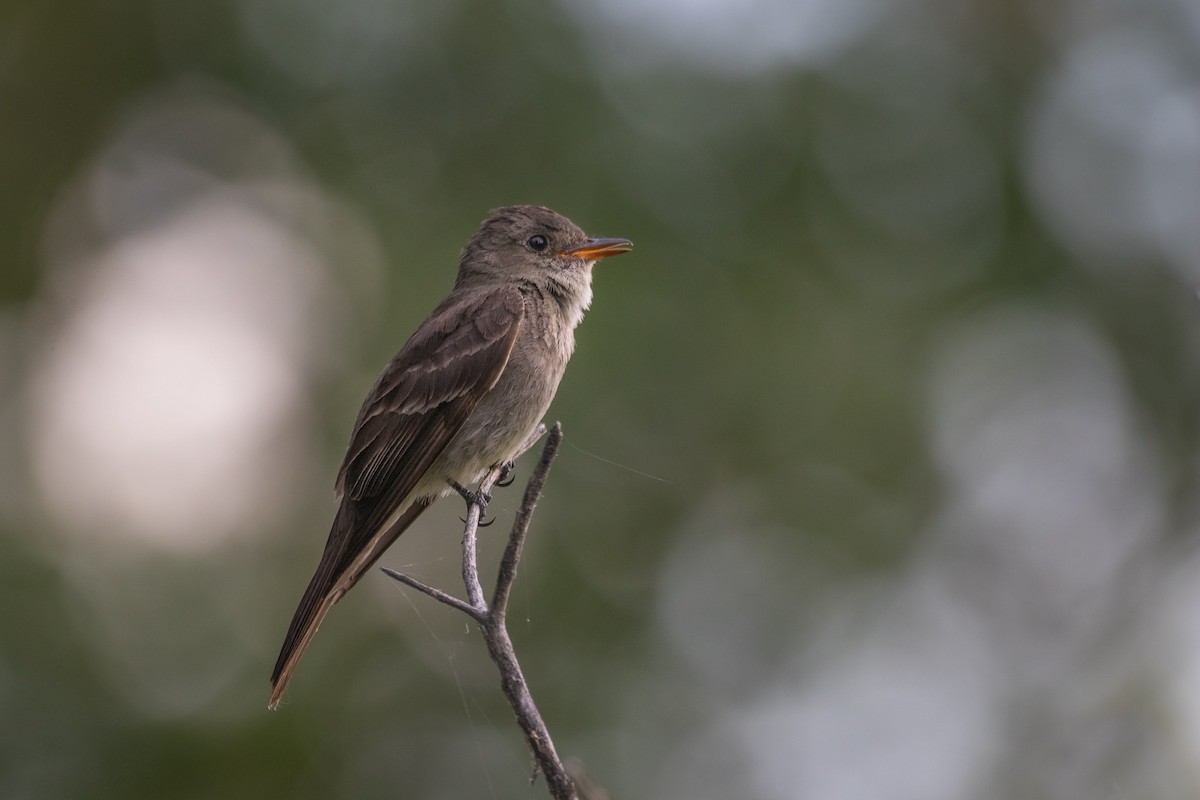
[268,499,432,709]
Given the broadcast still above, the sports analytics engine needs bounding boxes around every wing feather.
[270,285,525,702]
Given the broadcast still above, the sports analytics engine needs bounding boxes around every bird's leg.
[496,460,517,488]
[476,462,517,527]
[448,479,491,509]
[451,479,497,527]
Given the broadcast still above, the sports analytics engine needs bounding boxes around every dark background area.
[4,0,1200,797]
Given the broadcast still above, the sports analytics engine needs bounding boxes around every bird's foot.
[449,479,491,509]
[496,460,517,488]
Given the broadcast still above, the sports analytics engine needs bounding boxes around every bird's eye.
[527,234,549,252]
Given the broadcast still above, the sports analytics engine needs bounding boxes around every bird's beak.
[559,237,633,261]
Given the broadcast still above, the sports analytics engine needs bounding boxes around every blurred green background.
[5,0,1200,797]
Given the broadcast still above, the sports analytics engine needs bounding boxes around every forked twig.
[382,422,579,800]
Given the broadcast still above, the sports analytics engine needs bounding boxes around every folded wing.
[269,285,525,708]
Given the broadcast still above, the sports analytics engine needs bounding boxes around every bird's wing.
[337,284,525,507]
[269,285,524,705]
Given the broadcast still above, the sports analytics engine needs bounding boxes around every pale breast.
[431,295,575,485]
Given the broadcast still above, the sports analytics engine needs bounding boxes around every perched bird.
[269,205,632,709]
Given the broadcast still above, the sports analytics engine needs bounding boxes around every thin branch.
[460,494,487,610]
[493,423,562,615]
[481,599,575,799]
[459,422,547,611]
[382,421,582,800]
[379,568,485,622]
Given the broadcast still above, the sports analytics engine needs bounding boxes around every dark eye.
[527,234,549,252]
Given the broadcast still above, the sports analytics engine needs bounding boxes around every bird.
[269,205,632,709]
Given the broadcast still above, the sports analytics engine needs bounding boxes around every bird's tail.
[269,499,432,710]
[269,583,338,710]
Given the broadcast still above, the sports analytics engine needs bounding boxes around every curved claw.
[478,515,496,528]
[496,461,517,488]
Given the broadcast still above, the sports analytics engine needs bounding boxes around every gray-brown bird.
[269,205,632,709]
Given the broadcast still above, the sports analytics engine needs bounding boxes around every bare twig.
[378,569,485,622]
[383,422,580,800]
[492,429,558,614]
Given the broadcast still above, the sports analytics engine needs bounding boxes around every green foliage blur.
[5,0,1200,798]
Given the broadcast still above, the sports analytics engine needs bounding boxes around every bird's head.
[455,205,632,314]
